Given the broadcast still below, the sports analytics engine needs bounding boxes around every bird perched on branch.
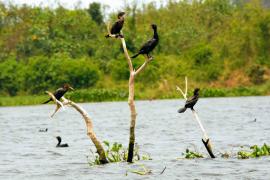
[43,84,74,104]
[105,12,125,38]
[178,88,200,113]
[56,136,69,147]
[131,24,159,59]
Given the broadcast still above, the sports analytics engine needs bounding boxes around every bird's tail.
[42,99,51,104]
[131,53,140,58]
[105,34,110,38]
[178,107,187,113]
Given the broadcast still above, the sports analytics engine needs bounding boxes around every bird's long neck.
[153,29,158,40]
[57,137,61,145]
[118,18,124,23]
[62,88,69,93]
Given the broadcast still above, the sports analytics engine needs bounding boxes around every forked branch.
[176,77,215,158]
[176,76,188,100]
[46,91,108,164]
[117,29,152,163]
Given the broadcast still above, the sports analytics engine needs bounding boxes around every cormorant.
[105,12,125,38]
[131,24,159,59]
[43,84,74,104]
[56,136,69,147]
[178,88,200,113]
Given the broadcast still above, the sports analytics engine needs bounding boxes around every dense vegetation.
[0,0,270,105]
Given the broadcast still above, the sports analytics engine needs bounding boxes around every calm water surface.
[1,96,270,179]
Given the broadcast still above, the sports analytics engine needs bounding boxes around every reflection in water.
[0,96,270,179]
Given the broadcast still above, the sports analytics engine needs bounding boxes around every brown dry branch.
[46,91,108,164]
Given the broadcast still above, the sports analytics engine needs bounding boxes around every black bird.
[39,128,48,132]
[43,84,74,104]
[56,136,69,147]
[105,12,125,38]
[178,88,200,113]
[131,24,159,59]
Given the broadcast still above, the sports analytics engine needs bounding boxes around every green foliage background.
[0,0,270,105]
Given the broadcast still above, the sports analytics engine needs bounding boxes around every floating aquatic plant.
[88,141,151,165]
[127,163,152,175]
[182,148,204,159]
[237,144,270,159]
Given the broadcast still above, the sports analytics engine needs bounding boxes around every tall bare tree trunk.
[127,73,137,162]
[119,38,151,163]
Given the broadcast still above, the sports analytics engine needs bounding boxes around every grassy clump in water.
[182,148,204,159]
[88,141,151,166]
[180,144,270,160]
[238,144,270,159]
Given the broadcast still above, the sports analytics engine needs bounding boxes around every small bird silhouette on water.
[56,136,69,147]
[178,88,200,113]
[105,12,125,38]
[131,24,159,59]
[39,128,48,132]
[43,84,74,104]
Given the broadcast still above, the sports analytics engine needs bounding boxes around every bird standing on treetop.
[178,88,200,113]
[43,84,74,104]
[131,24,159,59]
[105,12,125,38]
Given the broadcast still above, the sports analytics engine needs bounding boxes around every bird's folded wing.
[139,38,156,52]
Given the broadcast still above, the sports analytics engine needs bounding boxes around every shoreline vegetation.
[1,83,269,106]
[1,0,270,106]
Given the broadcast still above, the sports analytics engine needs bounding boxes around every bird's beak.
[69,86,74,91]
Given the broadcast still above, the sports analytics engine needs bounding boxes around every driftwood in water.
[176,77,215,158]
[46,91,108,164]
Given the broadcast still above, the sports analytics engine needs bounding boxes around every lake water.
[1,96,270,179]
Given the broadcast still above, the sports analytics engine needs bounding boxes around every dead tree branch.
[46,92,108,164]
[176,77,215,158]
[106,22,152,162]
[120,37,151,163]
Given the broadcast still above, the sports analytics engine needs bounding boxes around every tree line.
[0,0,269,96]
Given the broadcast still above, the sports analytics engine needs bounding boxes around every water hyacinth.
[88,141,151,165]
[237,144,270,159]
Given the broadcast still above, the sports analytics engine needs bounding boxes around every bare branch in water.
[176,78,215,158]
[46,92,108,163]
[119,37,151,163]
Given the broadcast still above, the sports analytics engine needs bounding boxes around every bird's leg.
[147,54,153,61]
[119,30,124,39]
[118,34,124,38]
